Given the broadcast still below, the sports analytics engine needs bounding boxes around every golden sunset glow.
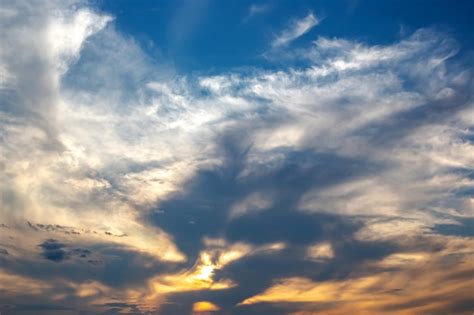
[192,301,221,313]
[240,236,474,314]
[1,0,473,314]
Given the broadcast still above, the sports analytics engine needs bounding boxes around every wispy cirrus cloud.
[242,3,271,23]
[272,12,319,47]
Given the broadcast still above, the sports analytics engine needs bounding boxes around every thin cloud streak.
[242,3,271,23]
[272,12,319,47]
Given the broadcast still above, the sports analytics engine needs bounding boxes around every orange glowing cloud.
[239,236,474,315]
[192,301,221,313]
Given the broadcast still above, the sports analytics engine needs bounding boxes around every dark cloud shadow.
[432,217,474,237]
[39,239,68,262]
[148,133,400,314]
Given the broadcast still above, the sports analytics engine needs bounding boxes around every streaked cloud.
[242,3,271,23]
[272,12,319,47]
[239,236,474,314]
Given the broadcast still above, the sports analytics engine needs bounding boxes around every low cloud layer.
[0,1,473,314]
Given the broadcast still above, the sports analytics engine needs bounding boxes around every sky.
[0,1,473,314]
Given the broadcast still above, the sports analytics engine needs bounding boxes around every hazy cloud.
[242,3,271,23]
[272,12,319,47]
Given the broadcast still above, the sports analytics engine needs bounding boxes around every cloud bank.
[0,1,473,314]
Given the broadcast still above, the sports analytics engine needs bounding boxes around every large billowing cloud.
[1,1,473,314]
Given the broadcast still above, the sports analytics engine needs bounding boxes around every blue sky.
[97,0,474,72]
[1,1,474,314]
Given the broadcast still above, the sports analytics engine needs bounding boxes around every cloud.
[0,0,473,313]
[272,12,319,47]
[249,4,270,16]
[306,242,334,260]
[192,301,220,312]
[229,192,273,219]
[38,239,68,262]
[37,239,95,263]
[0,0,185,264]
[242,3,271,23]
[239,236,474,314]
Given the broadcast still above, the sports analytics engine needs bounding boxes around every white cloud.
[242,3,271,23]
[48,8,112,74]
[249,4,270,16]
[229,192,274,219]
[272,12,319,47]
[306,242,334,260]
[0,0,185,263]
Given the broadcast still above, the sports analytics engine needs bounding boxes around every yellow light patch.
[192,301,220,312]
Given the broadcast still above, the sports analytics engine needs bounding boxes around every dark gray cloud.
[432,217,474,237]
[149,142,376,258]
[38,239,68,262]
[148,142,402,314]
[37,239,99,264]
[0,303,73,313]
